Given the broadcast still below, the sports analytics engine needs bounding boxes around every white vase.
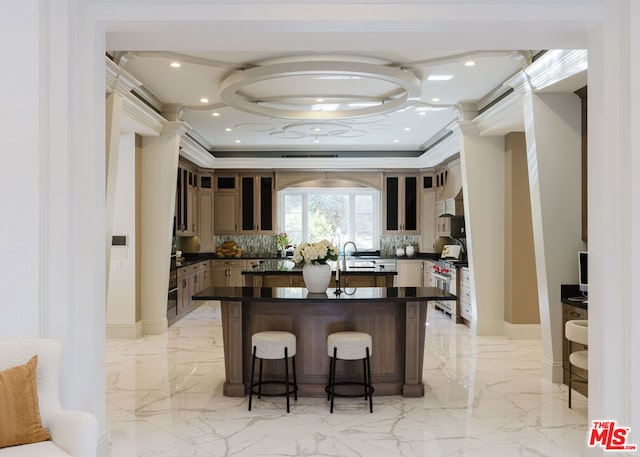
[405,245,415,257]
[302,263,332,293]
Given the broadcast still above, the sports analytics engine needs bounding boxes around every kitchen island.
[193,286,455,398]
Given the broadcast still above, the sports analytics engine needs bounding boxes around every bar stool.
[326,331,374,413]
[248,331,298,413]
[565,320,588,408]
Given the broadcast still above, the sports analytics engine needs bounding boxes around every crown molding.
[105,57,142,97]
[122,95,166,135]
[474,91,524,136]
[180,133,214,167]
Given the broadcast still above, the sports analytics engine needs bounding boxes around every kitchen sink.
[346,260,377,268]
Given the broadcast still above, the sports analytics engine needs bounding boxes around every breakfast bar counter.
[194,286,455,398]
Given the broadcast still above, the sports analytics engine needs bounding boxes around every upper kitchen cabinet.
[198,172,215,252]
[383,173,419,234]
[420,173,436,253]
[214,174,239,235]
[435,160,464,217]
[176,162,198,236]
[239,173,275,234]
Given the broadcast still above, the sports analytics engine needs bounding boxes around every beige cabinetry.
[176,162,199,236]
[173,261,210,324]
[396,259,423,286]
[383,174,420,234]
[211,259,249,287]
[197,172,216,252]
[421,185,436,253]
[459,267,472,322]
[214,174,239,235]
[239,173,275,234]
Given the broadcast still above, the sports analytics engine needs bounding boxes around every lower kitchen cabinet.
[211,259,259,287]
[170,260,210,325]
[396,259,423,286]
[459,267,472,322]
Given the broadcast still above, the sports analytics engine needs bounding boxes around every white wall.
[106,133,139,337]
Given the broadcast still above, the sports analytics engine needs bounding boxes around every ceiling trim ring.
[219,61,422,120]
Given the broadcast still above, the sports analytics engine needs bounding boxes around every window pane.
[308,194,348,242]
[355,195,373,213]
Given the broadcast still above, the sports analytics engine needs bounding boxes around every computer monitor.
[578,251,588,294]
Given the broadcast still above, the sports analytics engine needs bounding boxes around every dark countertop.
[194,286,456,302]
[242,259,397,275]
[174,251,451,270]
[561,284,588,310]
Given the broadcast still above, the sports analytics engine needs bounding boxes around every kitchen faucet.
[342,241,358,268]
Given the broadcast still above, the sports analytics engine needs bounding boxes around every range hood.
[437,162,464,217]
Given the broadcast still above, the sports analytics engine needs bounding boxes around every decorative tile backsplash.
[212,234,421,257]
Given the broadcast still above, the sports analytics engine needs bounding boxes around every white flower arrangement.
[292,239,339,265]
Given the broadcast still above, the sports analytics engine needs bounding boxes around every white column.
[105,92,123,283]
[522,91,584,384]
[458,123,506,335]
[140,123,183,334]
[587,0,640,447]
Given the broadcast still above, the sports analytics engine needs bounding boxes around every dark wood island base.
[195,287,456,398]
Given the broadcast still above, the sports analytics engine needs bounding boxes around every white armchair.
[0,339,98,457]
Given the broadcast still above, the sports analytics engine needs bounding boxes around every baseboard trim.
[106,321,143,339]
[97,431,109,457]
[541,357,564,383]
[142,318,168,335]
[504,322,541,339]
[475,321,505,336]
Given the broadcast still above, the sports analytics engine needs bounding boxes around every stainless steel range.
[431,260,458,318]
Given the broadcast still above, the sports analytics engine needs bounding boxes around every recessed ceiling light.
[419,112,427,116]
[313,128,322,132]
[170,62,181,68]
[431,97,440,102]
[393,139,400,143]
[316,98,325,103]
[212,112,220,117]
[427,75,454,81]
[464,60,476,67]
[234,139,241,143]
[313,138,320,143]
[225,128,232,132]
[404,127,411,132]
[200,98,209,104]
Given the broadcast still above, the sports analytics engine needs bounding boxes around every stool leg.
[362,357,368,400]
[284,347,290,413]
[258,358,264,399]
[292,355,298,401]
[330,347,337,414]
[248,346,257,411]
[327,352,333,401]
[366,347,373,413]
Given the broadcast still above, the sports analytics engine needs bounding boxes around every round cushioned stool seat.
[569,350,588,370]
[327,332,372,360]
[252,331,296,359]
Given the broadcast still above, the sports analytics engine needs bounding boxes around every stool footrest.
[325,381,374,398]
[251,380,299,398]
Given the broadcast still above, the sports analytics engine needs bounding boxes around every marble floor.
[106,302,589,457]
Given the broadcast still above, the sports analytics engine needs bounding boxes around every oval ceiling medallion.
[220,61,422,120]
